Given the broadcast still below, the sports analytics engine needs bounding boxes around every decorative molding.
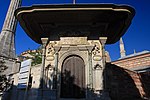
[59,37,88,45]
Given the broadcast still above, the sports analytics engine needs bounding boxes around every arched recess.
[60,55,85,98]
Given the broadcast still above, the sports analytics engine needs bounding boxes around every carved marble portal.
[43,37,107,99]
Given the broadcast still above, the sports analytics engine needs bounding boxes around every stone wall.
[0,56,20,75]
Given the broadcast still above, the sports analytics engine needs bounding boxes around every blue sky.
[0,0,150,61]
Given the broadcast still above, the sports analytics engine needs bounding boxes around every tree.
[30,51,42,66]
[0,59,8,93]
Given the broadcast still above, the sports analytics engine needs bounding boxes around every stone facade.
[1,37,107,100]
[41,37,108,99]
[6,37,108,100]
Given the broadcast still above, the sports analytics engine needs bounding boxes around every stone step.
[60,99,85,100]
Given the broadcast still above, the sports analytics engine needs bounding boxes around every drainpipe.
[39,38,48,99]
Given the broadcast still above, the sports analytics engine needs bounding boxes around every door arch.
[60,55,85,98]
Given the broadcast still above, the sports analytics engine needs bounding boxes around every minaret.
[120,37,126,58]
[0,0,22,58]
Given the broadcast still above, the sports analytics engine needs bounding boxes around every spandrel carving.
[92,42,102,61]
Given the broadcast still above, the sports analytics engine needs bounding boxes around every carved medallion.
[46,42,56,61]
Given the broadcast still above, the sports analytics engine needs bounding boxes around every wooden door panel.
[61,55,85,98]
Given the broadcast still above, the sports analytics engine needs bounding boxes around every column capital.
[99,37,107,46]
[41,38,49,45]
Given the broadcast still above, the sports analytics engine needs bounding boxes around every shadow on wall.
[60,69,85,98]
[1,83,40,100]
[105,63,144,100]
[2,64,150,100]
[139,72,150,98]
[1,70,99,100]
[60,69,103,99]
[1,73,42,100]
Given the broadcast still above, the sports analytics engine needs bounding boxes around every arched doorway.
[60,55,85,98]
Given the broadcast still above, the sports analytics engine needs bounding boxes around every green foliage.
[30,52,42,66]
[20,46,43,66]
[30,46,42,66]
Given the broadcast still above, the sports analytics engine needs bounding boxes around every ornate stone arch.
[57,49,89,98]
[58,50,88,72]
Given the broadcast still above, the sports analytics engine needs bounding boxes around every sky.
[0,0,150,61]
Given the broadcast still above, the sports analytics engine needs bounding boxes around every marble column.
[39,38,48,100]
[99,37,111,100]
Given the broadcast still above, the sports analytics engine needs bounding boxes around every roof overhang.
[15,4,135,44]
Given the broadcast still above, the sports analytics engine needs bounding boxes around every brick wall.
[112,53,150,69]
